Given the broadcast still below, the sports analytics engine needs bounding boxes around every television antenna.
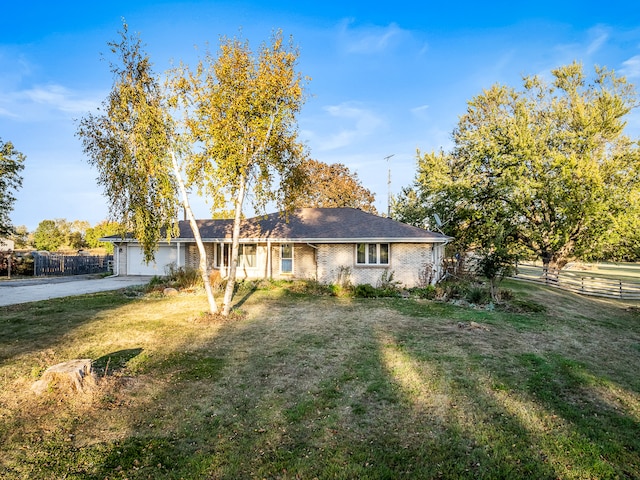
[384,154,395,216]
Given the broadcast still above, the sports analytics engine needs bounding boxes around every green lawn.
[1,280,639,479]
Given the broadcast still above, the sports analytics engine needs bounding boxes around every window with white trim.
[215,243,256,268]
[281,243,293,273]
[356,243,389,265]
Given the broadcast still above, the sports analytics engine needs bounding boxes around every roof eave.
[103,236,451,244]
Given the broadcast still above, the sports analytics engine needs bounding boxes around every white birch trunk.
[170,151,219,314]
[222,176,247,316]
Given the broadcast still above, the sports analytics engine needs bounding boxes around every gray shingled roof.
[175,208,450,243]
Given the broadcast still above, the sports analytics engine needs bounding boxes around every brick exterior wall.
[317,243,443,287]
[168,241,444,287]
[267,243,316,280]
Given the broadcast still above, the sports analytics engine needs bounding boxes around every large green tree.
[85,220,122,253]
[399,62,640,271]
[0,139,26,237]
[33,220,65,252]
[295,159,377,213]
[171,31,308,315]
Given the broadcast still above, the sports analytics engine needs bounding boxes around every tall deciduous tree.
[295,159,377,213]
[171,31,308,315]
[77,23,220,313]
[0,139,26,237]
[78,24,178,261]
[9,225,31,249]
[33,220,65,252]
[85,220,122,253]
[405,62,640,271]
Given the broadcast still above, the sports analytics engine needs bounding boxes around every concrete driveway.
[0,275,152,307]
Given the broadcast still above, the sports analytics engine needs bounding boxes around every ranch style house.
[104,207,451,287]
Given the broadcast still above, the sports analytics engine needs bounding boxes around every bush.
[433,280,495,305]
[0,252,34,276]
[353,283,400,299]
[209,270,225,292]
[166,265,202,290]
[408,285,436,299]
[329,283,354,297]
[435,280,470,300]
[465,286,490,304]
[147,275,165,290]
[498,288,514,301]
[253,278,336,297]
[354,283,378,298]
[145,265,204,292]
[376,269,400,290]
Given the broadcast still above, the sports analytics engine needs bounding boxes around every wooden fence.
[513,264,640,300]
[33,253,113,277]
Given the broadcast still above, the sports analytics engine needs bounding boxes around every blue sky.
[2,1,639,230]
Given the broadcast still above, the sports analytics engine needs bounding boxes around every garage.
[126,244,179,276]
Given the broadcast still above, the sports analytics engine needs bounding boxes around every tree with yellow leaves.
[79,25,309,316]
[170,31,308,315]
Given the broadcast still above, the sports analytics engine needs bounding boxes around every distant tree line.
[7,219,121,253]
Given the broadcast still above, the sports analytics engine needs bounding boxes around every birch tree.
[77,24,220,313]
[170,32,308,315]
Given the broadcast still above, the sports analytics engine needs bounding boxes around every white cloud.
[0,106,18,118]
[621,55,640,79]
[0,84,101,120]
[338,20,407,55]
[586,26,609,55]
[302,102,385,151]
[24,85,100,113]
[410,104,429,120]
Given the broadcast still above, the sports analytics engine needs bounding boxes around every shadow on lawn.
[375,330,560,479]
[79,304,555,478]
[4,293,639,479]
[0,291,138,365]
[93,348,144,376]
[512,352,640,477]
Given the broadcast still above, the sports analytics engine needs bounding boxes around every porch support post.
[267,239,272,279]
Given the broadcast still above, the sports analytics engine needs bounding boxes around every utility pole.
[384,154,395,217]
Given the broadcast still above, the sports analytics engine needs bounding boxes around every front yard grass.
[0,280,639,479]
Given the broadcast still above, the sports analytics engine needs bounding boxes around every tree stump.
[31,359,96,395]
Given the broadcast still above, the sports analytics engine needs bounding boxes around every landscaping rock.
[457,321,490,332]
[31,359,96,395]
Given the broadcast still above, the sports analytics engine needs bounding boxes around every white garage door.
[127,245,177,276]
